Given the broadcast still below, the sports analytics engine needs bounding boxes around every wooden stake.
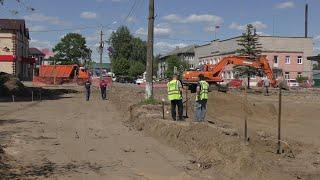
[243,87,248,142]
[277,88,282,154]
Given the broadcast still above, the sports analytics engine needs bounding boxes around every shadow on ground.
[0,87,79,102]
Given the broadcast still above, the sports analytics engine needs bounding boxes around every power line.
[121,0,140,25]
[29,24,114,33]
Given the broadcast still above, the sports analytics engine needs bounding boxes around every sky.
[1,0,320,63]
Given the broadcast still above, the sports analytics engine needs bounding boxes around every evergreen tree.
[234,24,262,88]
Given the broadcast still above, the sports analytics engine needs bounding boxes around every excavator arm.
[182,55,277,87]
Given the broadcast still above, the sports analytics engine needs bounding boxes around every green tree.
[111,57,130,76]
[165,55,189,78]
[153,54,161,76]
[52,33,91,65]
[235,24,262,88]
[128,61,145,77]
[109,26,147,77]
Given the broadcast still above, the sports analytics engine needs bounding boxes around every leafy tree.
[165,55,189,78]
[234,24,262,89]
[153,54,161,76]
[128,61,145,77]
[52,33,91,65]
[111,57,130,76]
[130,37,147,64]
[109,26,147,77]
[109,26,133,61]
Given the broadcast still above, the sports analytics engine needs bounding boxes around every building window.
[284,72,290,79]
[274,56,278,64]
[297,72,302,78]
[297,56,303,64]
[285,56,290,64]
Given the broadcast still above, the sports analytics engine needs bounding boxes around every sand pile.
[0,72,29,97]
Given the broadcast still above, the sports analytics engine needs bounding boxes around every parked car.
[286,79,299,87]
[135,78,145,85]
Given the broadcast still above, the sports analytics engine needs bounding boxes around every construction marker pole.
[243,87,248,142]
[162,98,165,119]
[185,88,188,118]
[12,94,15,102]
[39,89,42,101]
[277,88,282,154]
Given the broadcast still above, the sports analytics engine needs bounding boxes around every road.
[0,90,196,179]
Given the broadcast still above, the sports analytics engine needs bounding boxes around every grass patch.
[139,98,161,105]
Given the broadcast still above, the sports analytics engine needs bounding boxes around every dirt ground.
[0,83,320,179]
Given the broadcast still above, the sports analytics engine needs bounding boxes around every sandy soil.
[1,83,320,179]
[0,86,199,179]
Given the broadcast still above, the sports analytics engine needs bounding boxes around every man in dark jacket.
[84,79,91,101]
[100,79,107,100]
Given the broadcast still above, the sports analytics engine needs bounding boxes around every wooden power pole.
[99,30,104,78]
[145,0,154,99]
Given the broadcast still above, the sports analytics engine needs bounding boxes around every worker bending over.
[195,74,209,122]
[167,74,184,121]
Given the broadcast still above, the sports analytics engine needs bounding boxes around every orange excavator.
[182,55,277,92]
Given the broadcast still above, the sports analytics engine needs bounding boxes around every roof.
[160,45,196,59]
[29,48,45,56]
[0,19,30,39]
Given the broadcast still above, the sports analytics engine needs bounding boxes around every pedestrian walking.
[84,79,91,101]
[167,74,184,121]
[100,79,107,100]
[263,78,270,96]
[194,74,209,122]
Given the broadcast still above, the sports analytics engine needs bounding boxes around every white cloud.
[275,1,295,9]
[163,14,223,25]
[30,39,52,49]
[24,13,69,26]
[256,32,270,36]
[136,25,172,37]
[126,16,138,23]
[80,12,97,19]
[155,42,188,54]
[229,21,267,31]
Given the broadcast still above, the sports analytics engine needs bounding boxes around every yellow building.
[0,19,34,80]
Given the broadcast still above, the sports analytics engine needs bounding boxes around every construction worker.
[84,79,91,101]
[195,74,209,122]
[167,74,184,121]
[100,79,107,100]
[263,78,270,96]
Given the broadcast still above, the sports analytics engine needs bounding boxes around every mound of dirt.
[0,72,30,97]
[129,105,292,179]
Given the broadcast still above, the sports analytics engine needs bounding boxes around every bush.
[296,76,308,83]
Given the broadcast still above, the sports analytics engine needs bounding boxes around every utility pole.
[99,29,104,78]
[145,0,154,99]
